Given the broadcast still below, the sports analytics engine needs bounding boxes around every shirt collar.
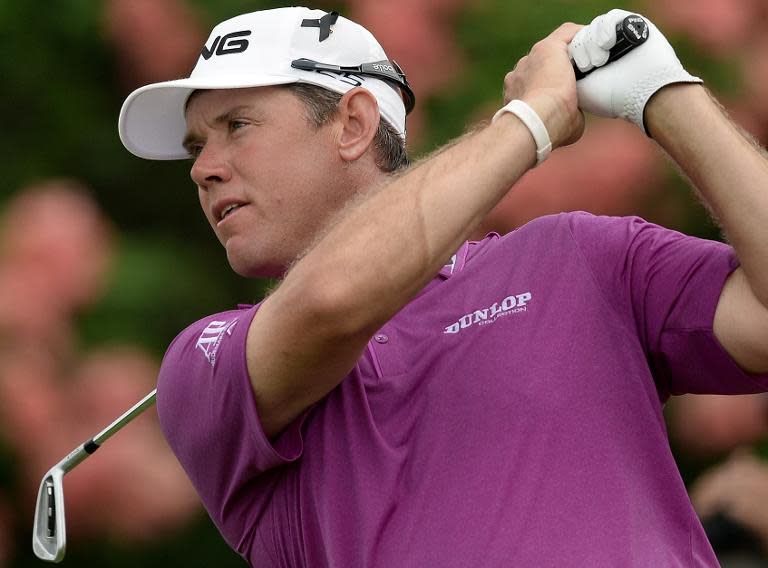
[438,233,500,280]
[438,242,470,279]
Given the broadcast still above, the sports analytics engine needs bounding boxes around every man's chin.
[227,252,285,279]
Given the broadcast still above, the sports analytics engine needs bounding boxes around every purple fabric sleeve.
[156,305,306,551]
[567,212,768,399]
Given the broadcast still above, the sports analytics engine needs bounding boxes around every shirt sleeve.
[156,304,306,547]
[567,212,768,399]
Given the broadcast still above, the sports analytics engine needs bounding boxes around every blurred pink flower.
[475,118,665,235]
[104,0,205,89]
[0,287,199,544]
[644,0,760,54]
[0,263,73,350]
[347,0,471,142]
[60,347,199,540]
[64,431,200,540]
[0,180,113,316]
[0,348,70,467]
[68,348,156,433]
[741,35,768,140]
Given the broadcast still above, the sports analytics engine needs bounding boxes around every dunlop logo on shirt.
[443,292,532,334]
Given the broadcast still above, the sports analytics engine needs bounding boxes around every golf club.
[32,388,157,563]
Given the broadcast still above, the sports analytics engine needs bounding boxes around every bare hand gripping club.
[573,14,649,80]
[32,389,157,563]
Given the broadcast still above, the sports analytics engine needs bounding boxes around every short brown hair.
[283,83,409,173]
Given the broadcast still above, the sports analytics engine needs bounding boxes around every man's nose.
[190,143,232,190]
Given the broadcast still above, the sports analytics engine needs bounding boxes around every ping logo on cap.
[201,30,252,60]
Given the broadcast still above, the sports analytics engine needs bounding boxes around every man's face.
[185,86,351,278]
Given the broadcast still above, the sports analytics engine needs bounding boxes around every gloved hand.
[569,9,702,134]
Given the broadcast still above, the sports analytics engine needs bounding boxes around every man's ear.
[336,87,379,162]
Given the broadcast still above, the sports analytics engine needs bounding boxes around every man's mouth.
[220,203,242,221]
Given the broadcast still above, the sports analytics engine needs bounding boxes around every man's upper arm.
[245,290,375,440]
[566,212,768,396]
[714,267,768,375]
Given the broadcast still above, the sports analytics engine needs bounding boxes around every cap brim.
[118,74,300,160]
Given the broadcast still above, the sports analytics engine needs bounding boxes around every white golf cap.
[118,7,415,160]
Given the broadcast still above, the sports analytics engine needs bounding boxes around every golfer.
[118,7,768,566]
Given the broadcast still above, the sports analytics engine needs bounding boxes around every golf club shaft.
[59,388,157,473]
[93,388,157,446]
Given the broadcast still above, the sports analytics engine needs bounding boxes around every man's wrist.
[492,99,552,165]
[644,82,708,140]
[522,91,581,152]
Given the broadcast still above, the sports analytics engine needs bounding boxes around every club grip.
[573,15,649,80]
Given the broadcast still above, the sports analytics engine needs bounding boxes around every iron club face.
[32,467,66,563]
[31,389,157,562]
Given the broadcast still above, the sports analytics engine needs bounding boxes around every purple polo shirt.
[157,212,768,567]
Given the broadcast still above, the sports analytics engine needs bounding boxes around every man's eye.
[230,120,248,131]
[188,144,204,158]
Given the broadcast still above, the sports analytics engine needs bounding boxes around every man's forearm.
[646,84,768,307]
[277,112,539,334]
[247,25,584,437]
[276,19,586,336]
[252,115,543,437]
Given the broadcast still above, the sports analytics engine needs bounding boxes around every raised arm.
[248,24,585,438]
[646,85,768,374]
[568,9,768,375]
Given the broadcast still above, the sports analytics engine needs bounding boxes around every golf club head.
[32,467,66,563]
[30,391,155,562]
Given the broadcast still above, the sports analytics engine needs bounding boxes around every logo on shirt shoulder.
[443,291,532,334]
[196,318,239,365]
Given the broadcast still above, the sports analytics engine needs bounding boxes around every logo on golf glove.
[569,9,702,133]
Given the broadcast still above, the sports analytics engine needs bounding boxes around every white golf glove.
[569,9,702,134]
